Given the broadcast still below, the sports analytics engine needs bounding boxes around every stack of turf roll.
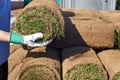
[62,46,107,80]
[8,44,28,80]
[50,16,116,49]
[98,49,120,80]
[14,0,64,45]
[16,47,61,80]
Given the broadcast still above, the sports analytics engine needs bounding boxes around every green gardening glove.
[10,31,52,47]
[24,0,32,7]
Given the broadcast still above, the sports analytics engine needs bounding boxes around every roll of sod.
[8,63,22,80]
[8,48,28,73]
[62,8,100,18]
[16,47,61,80]
[98,49,120,80]
[14,0,64,43]
[62,46,107,80]
[50,17,115,49]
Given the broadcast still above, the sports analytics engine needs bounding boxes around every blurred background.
[11,0,120,10]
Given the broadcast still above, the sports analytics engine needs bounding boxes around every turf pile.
[62,46,107,80]
[16,47,61,80]
[49,9,120,49]
[14,0,64,43]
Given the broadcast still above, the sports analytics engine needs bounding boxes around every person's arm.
[0,30,10,42]
[0,30,52,47]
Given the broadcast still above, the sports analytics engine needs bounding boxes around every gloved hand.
[10,31,52,47]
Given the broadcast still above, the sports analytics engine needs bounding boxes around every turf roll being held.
[14,0,64,43]
[16,47,61,80]
[62,46,107,80]
[98,49,120,80]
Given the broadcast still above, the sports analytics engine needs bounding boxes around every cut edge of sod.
[19,65,60,80]
[15,7,64,43]
[65,64,106,80]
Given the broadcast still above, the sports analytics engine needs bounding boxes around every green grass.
[66,64,105,80]
[15,7,64,43]
[114,29,120,49]
[99,16,105,21]
[113,72,120,80]
[19,65,60,80]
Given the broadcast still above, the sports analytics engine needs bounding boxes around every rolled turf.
[49,9,120,49]
[16,47,61,80]
[98,49,120,80]
[14,0,64,43]
[8,47,28,73]
[62,46,107,80]
[49,17,115,49]
[8,63,22,80]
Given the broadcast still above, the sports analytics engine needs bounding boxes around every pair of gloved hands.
[10,31,52,47]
